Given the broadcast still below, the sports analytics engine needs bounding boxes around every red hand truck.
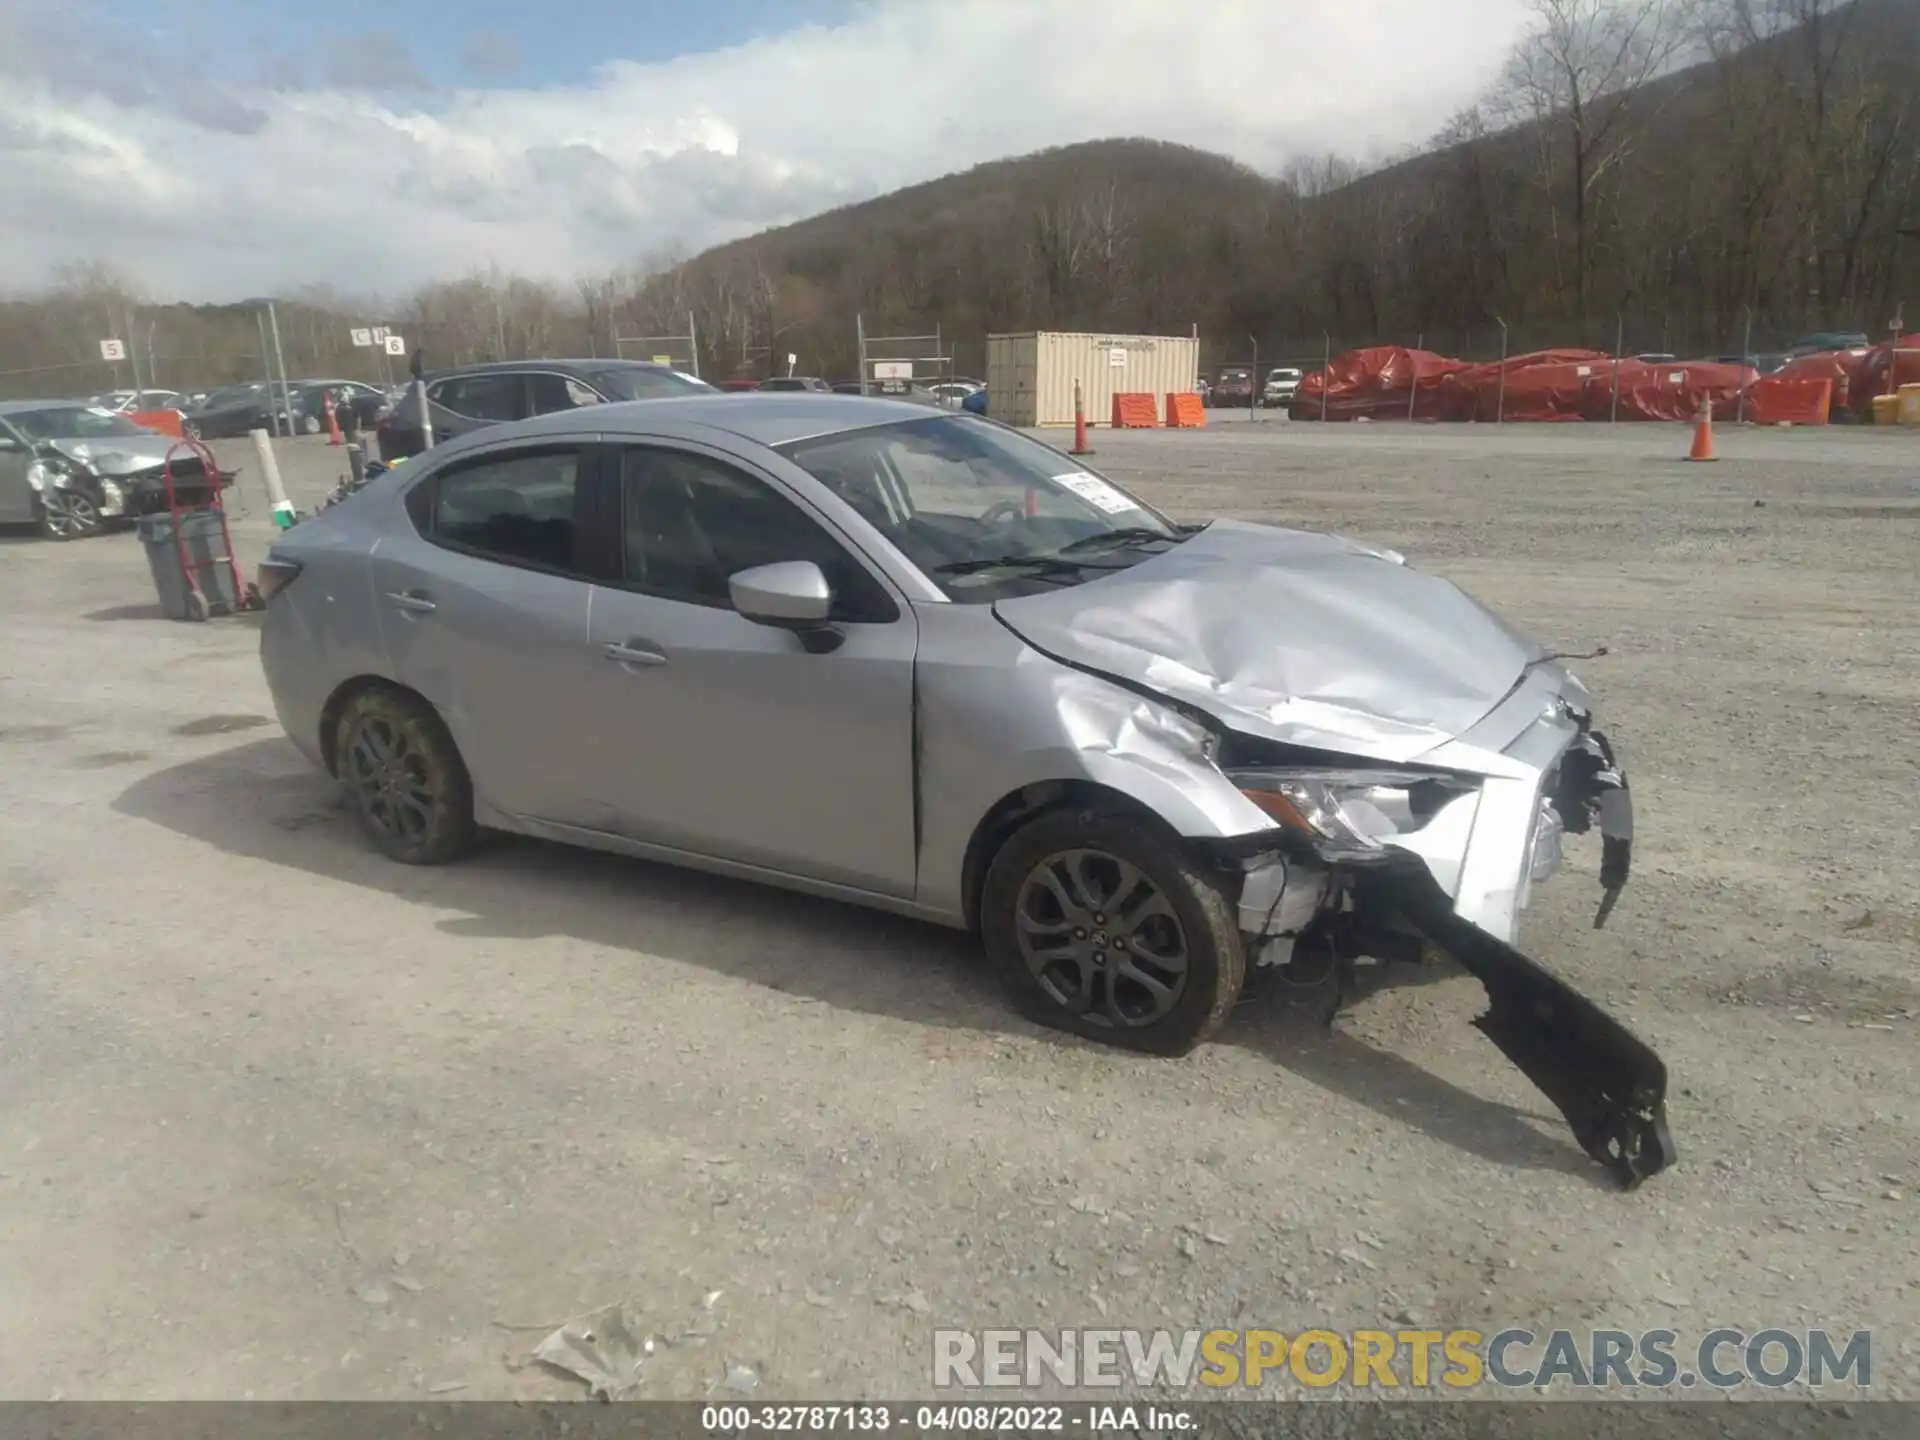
[160,436,263,621]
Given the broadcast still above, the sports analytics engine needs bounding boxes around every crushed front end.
[1215,668,1675,1190]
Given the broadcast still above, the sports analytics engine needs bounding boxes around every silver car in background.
[257,395,1674,1188]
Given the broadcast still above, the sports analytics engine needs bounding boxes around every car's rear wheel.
[981,808,1245,1055]
[39,488,104,541]
[334,689,478,865]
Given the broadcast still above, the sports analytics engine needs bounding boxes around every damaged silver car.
[0,401,232,540]
[257,395,1674,1188]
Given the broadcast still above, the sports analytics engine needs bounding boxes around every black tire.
[38,487,104,541]
[333,688,478,865]
[980,808,1245,1056]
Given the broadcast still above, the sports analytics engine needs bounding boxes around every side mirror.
[729,560,831,628]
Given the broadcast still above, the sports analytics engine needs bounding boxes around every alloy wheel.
[41,489,101,539]
[343,715,437,843]
[1014,847,1190,1028]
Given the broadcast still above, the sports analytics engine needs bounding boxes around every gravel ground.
[0,418,1916,1406]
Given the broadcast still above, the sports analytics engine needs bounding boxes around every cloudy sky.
[1,0,1532,303]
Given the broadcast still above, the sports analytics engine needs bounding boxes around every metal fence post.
[1610,315,1624,425]
[1737,306,1753,425]
[855,313,867,396]
[1496,318,1509,425]
[1319,332,1330,423]
[1407,331,1423,421]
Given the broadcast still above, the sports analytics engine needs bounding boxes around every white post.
[250,427,296,529]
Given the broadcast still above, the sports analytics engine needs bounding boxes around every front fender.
[915,622,1271,920]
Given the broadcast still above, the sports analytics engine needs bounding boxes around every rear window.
[586,367,715,401]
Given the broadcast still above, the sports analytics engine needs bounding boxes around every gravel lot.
[1,417,1916,1404]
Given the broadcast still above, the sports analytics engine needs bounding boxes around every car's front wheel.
[38,487,104,541]
[981,808,1246,1055]
[333,689,478,865]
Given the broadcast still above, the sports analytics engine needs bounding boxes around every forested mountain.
[3,0,1914,394]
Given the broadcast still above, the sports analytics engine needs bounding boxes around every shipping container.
[985,332,1200,427]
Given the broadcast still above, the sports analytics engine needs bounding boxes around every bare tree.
[1494,0,1689,326]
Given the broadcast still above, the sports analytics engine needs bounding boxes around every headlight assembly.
[1226,768,1478,860]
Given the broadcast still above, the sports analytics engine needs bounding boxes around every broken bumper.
[1359,855,1676,1190]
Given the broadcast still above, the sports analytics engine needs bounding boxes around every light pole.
[243,297,295,437]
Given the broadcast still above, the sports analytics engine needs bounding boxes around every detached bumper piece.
[1362,858,1677,1191]
[1550,726,1634,930]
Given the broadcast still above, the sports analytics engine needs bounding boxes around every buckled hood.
[45,434,178,475]
[992,519,1545,763]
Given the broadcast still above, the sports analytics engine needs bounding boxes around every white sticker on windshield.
[1052,470,1140,514]
[86,407,118,418]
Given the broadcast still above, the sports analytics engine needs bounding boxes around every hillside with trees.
[2,0,1914,396]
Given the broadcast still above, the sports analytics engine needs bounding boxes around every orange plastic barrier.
[1164,392,1204,428]
[1744,375,1832,426]
[1111,393,1159,428]
[129,408,185,437]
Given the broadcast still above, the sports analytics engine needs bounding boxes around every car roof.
[420,357,692,382]
[453,392,955,449]
[0,398,93,415]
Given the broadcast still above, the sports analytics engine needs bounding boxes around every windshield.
[6,406,151,441]
[777,414,1184,603]
[588,366,715,401]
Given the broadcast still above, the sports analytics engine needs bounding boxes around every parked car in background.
[301,379,391,431]
[717,380,762,392]
[927,381,983,409]
[1210,368,1253,407]
[375,359,716,463]
[1785,331,1870,357]
[183,382,289,439]
[962,388,988,415]
[1261,368,1303,407]
[91,389,186,414]
[255,393,1672,1190]
[759,376,835,393]
[0,399,233,539]
[831,381,864,395]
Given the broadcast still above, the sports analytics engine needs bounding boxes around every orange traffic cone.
[1687,398,1716,461]
[325,394,344,447]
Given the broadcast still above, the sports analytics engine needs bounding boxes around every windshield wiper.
[931,554,1093,578]
[1055,526,1181,554]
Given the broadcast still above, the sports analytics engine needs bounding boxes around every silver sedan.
[257,395,1675,1188]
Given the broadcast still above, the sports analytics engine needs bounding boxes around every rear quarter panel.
[258,483,401,768]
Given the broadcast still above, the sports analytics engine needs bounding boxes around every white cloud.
[0,0,1532,301]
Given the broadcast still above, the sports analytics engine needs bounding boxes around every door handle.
[385,590,437,614]
[603,640,667,667]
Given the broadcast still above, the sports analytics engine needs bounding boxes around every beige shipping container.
[985,331,1200,427]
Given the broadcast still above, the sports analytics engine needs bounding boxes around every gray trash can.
[136,509,239,620]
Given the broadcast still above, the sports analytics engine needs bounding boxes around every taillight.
[256,556,302,600]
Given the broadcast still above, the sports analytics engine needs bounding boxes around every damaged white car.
[256,396,1674,1188]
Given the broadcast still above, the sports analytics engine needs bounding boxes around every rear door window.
[422,447,589,575]
[528,373,606,415]
[431,373,525,422]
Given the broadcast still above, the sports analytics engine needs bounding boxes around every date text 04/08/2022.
[698,1403,1196,1432]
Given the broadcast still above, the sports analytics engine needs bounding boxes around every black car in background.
[375,358,715,462]
[1209,367,1254,407]
[185,379,391,439]
[758,376,835,393]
